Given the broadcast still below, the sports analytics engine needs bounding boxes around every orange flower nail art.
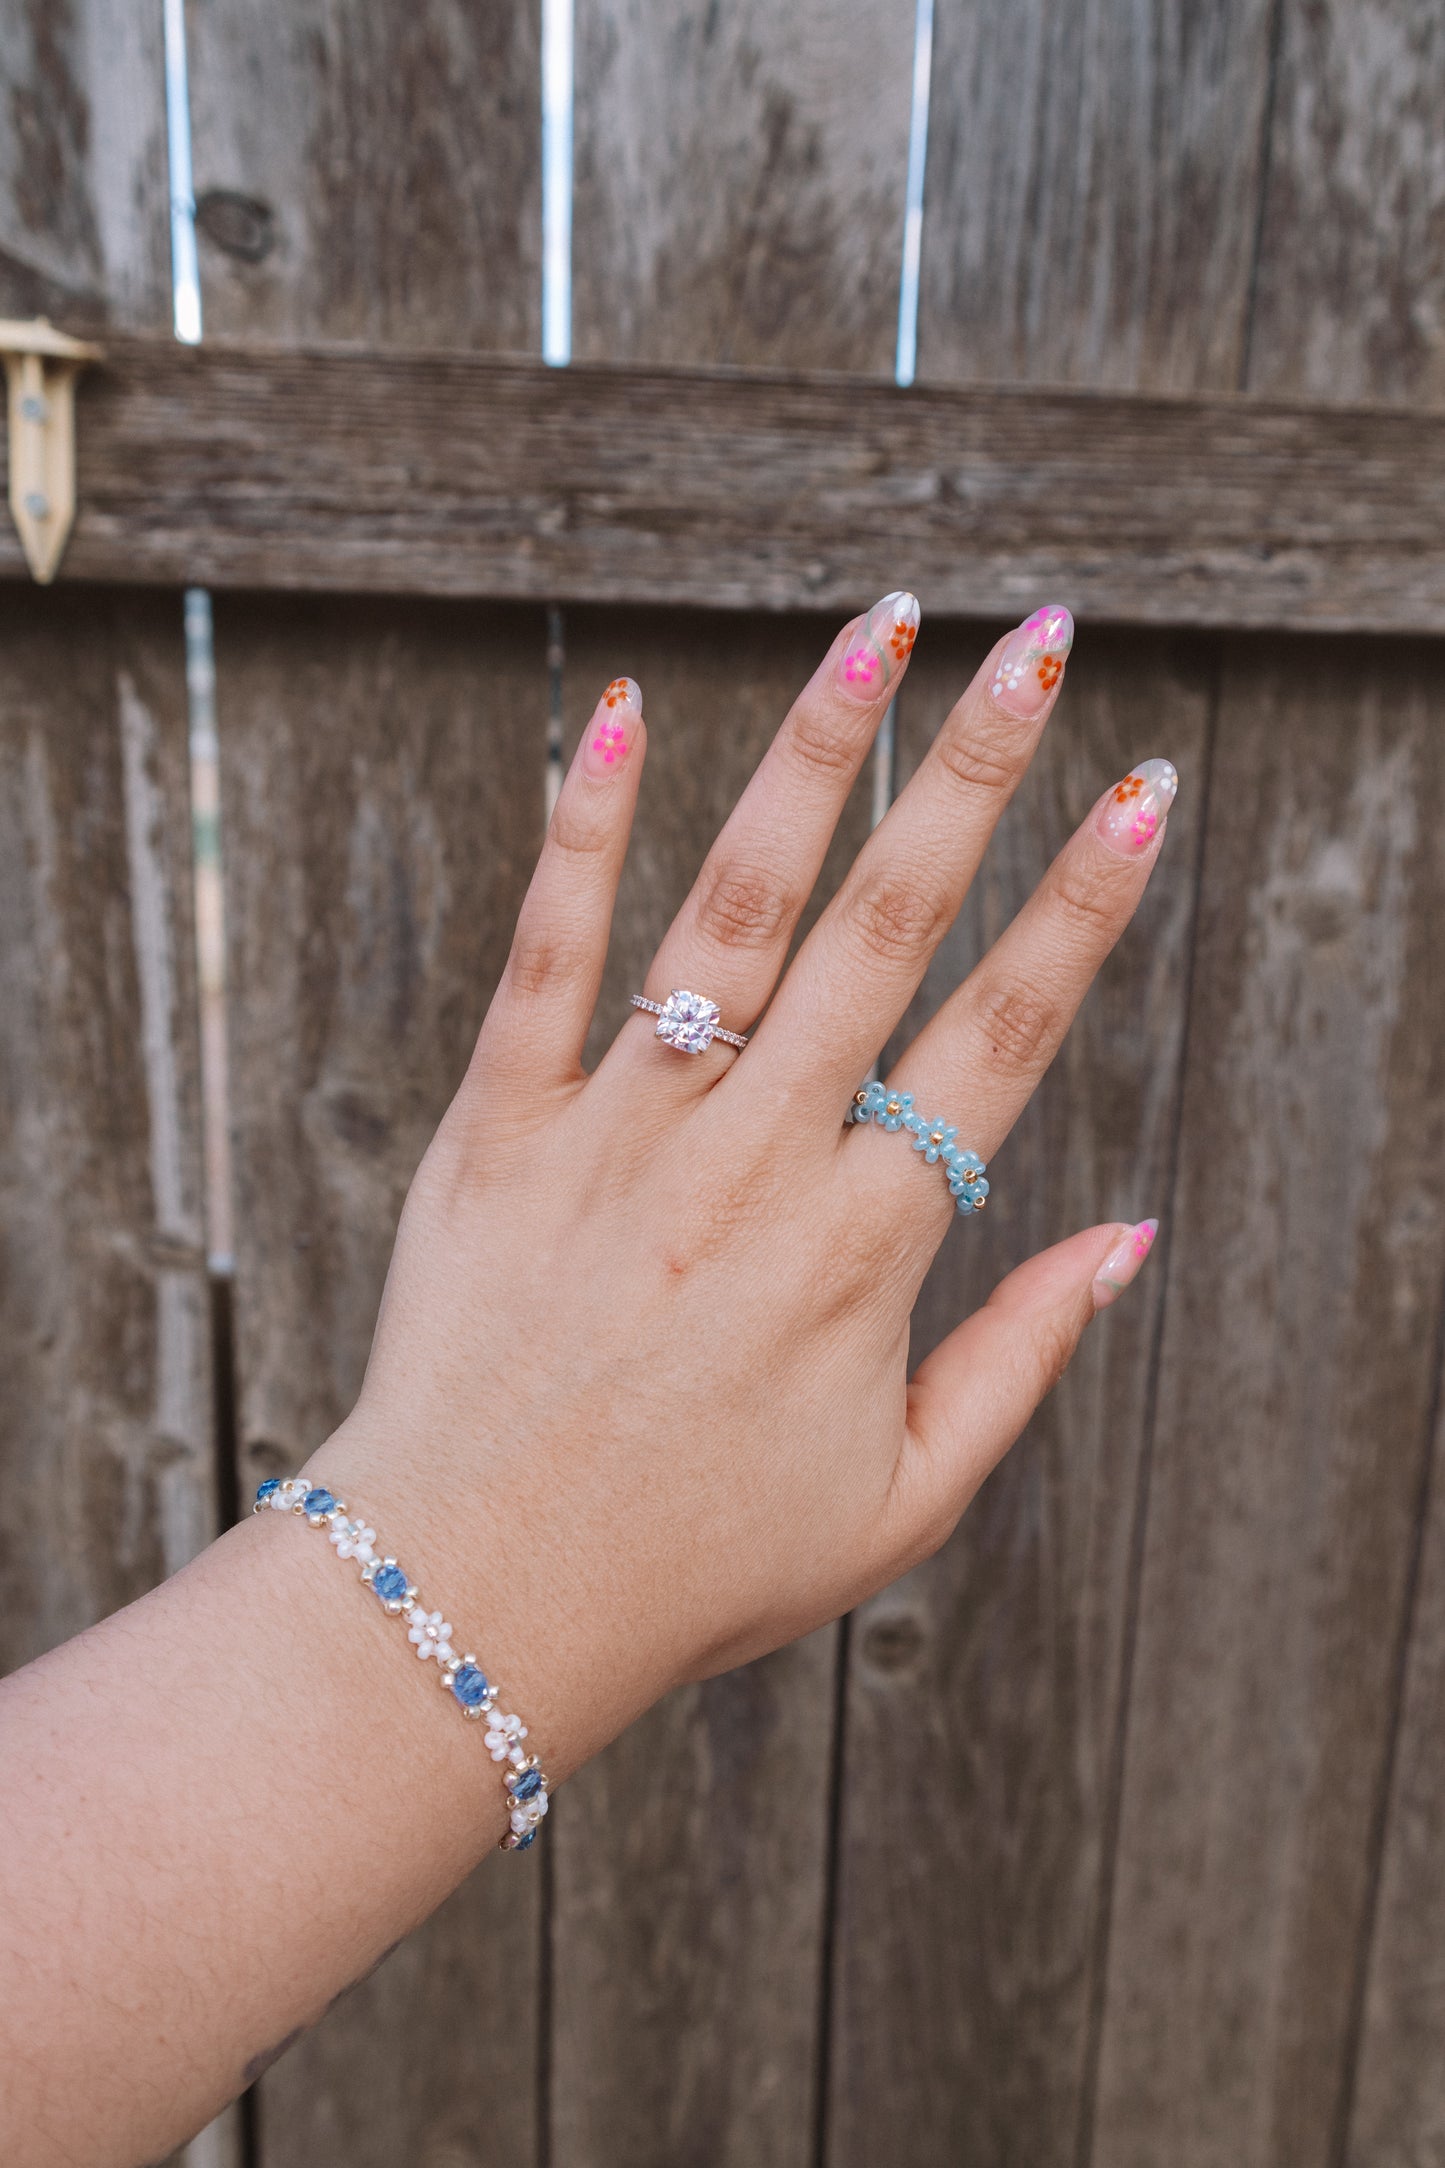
[990,603,1073,718]
[1096,760,1178,853]
[583,676,642,778]
[839,591,921,697]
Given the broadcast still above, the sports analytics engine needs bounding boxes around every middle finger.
[742,603,1075,1106]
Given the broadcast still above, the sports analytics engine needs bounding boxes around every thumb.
[900,1217,1159,1541]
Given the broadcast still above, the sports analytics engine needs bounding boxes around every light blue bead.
[372,1562,408,1602]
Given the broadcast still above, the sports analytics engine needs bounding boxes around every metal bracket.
[0,319,103,583]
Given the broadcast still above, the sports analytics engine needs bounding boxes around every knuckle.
[848,868,951,970]
[694,859,796,952]
[1049,859,1123,940]
[1034,1310,1081,1395]
[505,931,581,1002]
[970,979,1060,1075]
[548,804,612,863]
[786,700,864,780]
[932,719,1025,799]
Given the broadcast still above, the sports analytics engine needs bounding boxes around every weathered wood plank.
[0,585,213,1665]
[212,593,546,2162]
[827,626,1212,2167]
[551,605,872,2168]
[1235,5,1445,2156]
[186,0,542,349]
[1246,0,1445,407]
[1091,636,1445,2168]
[12,336,1445,628]
[573,0,914,372]
[918,0,1277,391]
[557,13,913,2158]
[0,0,171,326]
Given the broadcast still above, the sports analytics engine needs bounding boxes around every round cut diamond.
[656,989,721,1054]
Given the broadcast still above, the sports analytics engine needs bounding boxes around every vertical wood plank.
[558,11,914,2162]
[0,588,213,1665]
[0,0,172,326]
[572,0,914,373]
[1241,5,1445,2157]
[186,0,542,348]
[827,628,1212,2167]
[1091,638,1445,2167]
[1092,13,1445,2162]
[185,5,549,2150]
[916,0,1277,392]
[1245,0,1445,406]
[212,594,545,2166]
[828,5,1281,2158]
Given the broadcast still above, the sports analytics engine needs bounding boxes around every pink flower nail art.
[1095,759,1178,856]
[1092,1218,1159,1311]
[837,591,920,699]
[583,677,641,778]
[989,602,1074,719]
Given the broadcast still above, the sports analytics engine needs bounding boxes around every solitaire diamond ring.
[631,991,749,1055]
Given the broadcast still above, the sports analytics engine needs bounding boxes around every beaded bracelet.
[845,1081,990,1214]
[253,1475,550,1851]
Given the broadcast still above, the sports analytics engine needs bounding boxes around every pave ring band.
[632,990,749,1055]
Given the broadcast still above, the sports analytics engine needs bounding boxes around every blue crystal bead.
[303,1486,337,1516]
[514,1829,537,1850]
[451,1662,490,1709]
[372,1562,408,1602]
[512,1767,542,1802]
[255,1478,281,1503]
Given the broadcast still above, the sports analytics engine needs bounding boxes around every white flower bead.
[330,1520,377,1561]
[407,1608,453,1659]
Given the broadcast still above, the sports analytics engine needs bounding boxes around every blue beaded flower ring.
[845,1081,990,1215]
[253,1475,550,1851]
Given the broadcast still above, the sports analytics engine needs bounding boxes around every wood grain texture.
[0,0,171,327]
[1246,0,1445,406]
[185,0,542,349]
[1346,1358,1445,2168]
[17,335,1445,629]
[1091,638,1445,2168]
[918,0,1276,391]
[826,627,1212,2167]
[214,594,547,2163]
[573,0,914,372]
[0,586,213,1668]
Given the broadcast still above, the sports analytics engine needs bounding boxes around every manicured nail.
[583,677,641,778]
[1093,1219,1159,1311]
[838,590,920,699]
[1095,759,1179,855]
[989,603,1074,719]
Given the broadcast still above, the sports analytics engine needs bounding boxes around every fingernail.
[1095,759,1179,855]
[837,590,920,699]
[1093,1219,1159,1312]
[583,677,641,778]
[989,602,1074,719]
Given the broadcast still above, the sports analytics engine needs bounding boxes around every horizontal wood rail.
[4,333,1442,629]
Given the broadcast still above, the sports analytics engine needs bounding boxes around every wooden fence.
[3,2,1444,2163]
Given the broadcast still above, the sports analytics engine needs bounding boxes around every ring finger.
[596,590,921,1091]
[851,757,1180,1222]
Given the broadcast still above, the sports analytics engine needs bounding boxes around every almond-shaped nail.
[838,590,920,700]
[1096,759,1178,855]
[1093,1219,1159,1311]
[989,602,1074,719]
[583,677,641,778]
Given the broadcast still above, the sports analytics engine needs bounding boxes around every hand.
[311,595,1172,1779]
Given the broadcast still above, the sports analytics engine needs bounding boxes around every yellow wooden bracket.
[0,319,104,583]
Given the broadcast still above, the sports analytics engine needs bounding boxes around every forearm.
[0,1452,511,2165]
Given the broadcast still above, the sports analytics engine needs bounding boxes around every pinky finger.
[895,1217,1159,1548]
[476,677,645,1085]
